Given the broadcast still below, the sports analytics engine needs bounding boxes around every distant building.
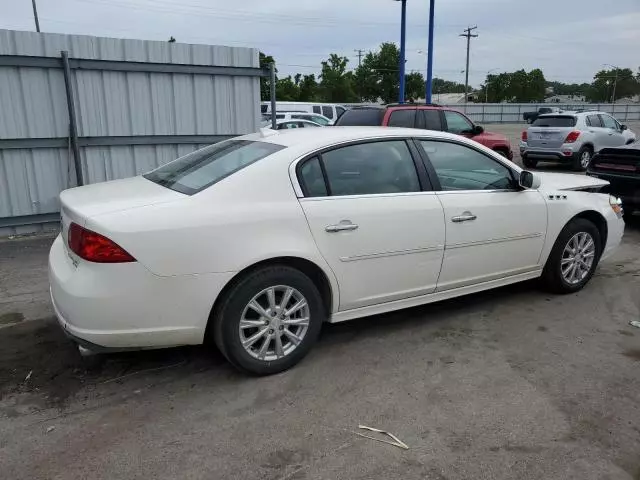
[414,93,475,104]
[545,94,586,103]
[614,95,640,103]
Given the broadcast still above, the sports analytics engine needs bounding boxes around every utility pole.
[354,49,364,67]
[32,0,41,32]
[459,25,477,110]
[425,0,435,103]
[611,69,618,104]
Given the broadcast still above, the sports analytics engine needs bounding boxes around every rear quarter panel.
[83,155,339,307]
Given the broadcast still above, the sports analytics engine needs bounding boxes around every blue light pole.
[425,0,435,103]
[397,0,407,104]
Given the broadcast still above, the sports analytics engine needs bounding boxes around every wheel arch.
[205,256,336,342]
[569,210,608,252]
[580,142,594,152]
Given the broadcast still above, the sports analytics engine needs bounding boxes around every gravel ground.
[0,131,639,479]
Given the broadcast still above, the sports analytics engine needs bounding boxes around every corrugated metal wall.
[0,29,261,235]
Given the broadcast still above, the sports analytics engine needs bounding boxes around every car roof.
[245,126,460,148]
[274,118,320,125]
[348,103,445,111]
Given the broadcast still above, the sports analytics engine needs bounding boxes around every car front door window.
[600,114,617,130]
[444,111,474,134]
[419,140,514,191]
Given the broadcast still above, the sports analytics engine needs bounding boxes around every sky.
[1,0,639,88]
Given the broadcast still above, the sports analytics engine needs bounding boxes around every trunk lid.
[526,115,577,149]
[60,176,186,227]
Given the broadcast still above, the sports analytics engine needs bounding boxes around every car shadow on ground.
[0,278,538,413]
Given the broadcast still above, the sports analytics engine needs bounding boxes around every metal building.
[0,29,263,235]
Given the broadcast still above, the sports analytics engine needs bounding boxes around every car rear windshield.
[334,109,385,126]
[532,116,576,127]
[144,140,285,195]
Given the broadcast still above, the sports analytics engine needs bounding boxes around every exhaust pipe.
[78,345,95,357]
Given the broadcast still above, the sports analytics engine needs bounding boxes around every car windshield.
[334,109,385,126]
[533,116,577,127]
[144,140,285,195]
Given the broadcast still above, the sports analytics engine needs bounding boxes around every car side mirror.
[621,124,628,131]
[472,124,484,135]
[519,170,541,189]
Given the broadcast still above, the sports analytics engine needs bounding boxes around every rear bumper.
[520,143,578,162]
[48,234,235,350]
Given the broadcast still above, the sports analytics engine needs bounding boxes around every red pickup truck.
[335,104,513,159]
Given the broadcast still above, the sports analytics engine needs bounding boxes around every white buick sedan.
[49,127,624,374]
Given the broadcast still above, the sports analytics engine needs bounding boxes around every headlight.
[609,195,623,217]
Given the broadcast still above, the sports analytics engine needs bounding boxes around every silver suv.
[520,111,636,171]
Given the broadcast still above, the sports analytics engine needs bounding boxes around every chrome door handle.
[325,221,359,232]
[451,212,477,223]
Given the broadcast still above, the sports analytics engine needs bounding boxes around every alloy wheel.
[239,285,310,361]
[580,150,591,168]
[561,232,596,284]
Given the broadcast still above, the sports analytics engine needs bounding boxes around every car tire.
[522,156,538,169]
[541,218,602,294]
[494,148,509,158]
[573,146,593,171]
[211,265,325,375]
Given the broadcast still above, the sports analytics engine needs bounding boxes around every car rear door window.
[312,106,321,114]
[322,106,334,119]
[421,110,443,131]
[301,141,421,197]
[587,115,602,127]
[334,109,385,126]
[388,109,416,128]
[419,140,514,191]
[299,157,328,197]
[443,110,474,134]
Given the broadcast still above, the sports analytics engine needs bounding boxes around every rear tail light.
[564,131,580,143]
[521,131,527,141]
[68,223,135,263]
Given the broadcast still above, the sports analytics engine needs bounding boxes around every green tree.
[405,72,425,102]
[353,43,401,103]
[587,68,639,102]
[375,43,401,103]
[275,76,299,101]
[432,77,467,94]
[259,52,275,101]
[479,69,546,102]
[353,51,380,102]
[298,74,318,101]
[319,54,357,102]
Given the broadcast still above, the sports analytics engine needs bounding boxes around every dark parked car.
[335,104,513,159]
[587,142,640,215]
[523,106,561,124]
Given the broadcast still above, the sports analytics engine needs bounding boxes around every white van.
[261,102,347,122]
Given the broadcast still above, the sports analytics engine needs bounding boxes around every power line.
[71,0,466,29]
[459,25,478,110]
